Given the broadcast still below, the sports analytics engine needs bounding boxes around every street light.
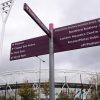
[0,0,14,66]
[36,56,45,100]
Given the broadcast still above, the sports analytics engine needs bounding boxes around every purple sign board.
[24,3,51,37]
[10,18,100,60]
[53,18,100,52]
[10,36,49,60]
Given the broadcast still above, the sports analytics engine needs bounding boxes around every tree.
[0,96,5,100]
[18,81,37,100]
[56,90,72,100]
[0,96,14,100]
[7,96,14,100]
[41,81,49,100]
[56,89,80,100]
[88,75,100,100]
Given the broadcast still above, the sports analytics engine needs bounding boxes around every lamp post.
[0,0,14,65]
[36,56,45,100]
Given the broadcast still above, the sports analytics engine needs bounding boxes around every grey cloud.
[0,0,100,75]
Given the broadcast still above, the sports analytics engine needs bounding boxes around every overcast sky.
[0,0,100,76]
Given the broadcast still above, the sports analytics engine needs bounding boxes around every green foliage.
[0,96,5,100]
[18,81,37,100]
[7,96,14,100]
[90,85,100,100]
[57,96,69,100]
[57,90,73,100]
[57,96,79,100]
[75,97,80,100]
[41,81,49,99]
[57,89,80,100]
[97,85,100,98]
[0,96,14,100]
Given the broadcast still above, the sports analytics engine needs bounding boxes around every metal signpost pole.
[23,4,55,100]
[49,23,55,100]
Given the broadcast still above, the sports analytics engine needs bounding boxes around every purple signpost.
[24,3,50,38]
[10,35,49,60]
[24,3,55,100]
[10,3,100,100]
[10,18,100,60]
[53,18,100,52]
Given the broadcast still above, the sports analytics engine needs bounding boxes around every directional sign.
[10,18,100,60]
[10,35,49,60]
[53,18,100,52]
[24,3,51,38]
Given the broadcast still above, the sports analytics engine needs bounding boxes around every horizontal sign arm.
[23,3,51,38]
